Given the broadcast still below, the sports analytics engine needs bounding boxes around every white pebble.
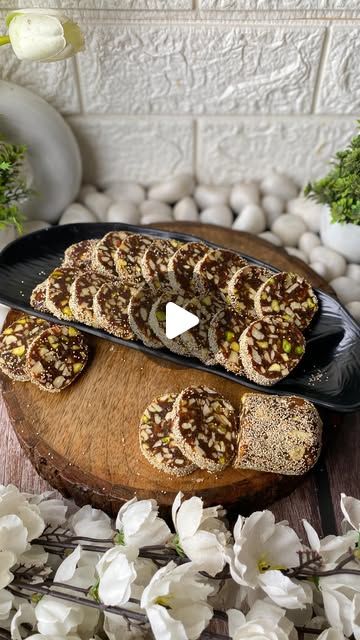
[298,232,321,258]
[271,213,306,247]
[194,184,230,209]
[0,304,10,332]
[173,197,199,222]
[0,226,17,250]
[287,196,323,233]
[346,301,360,323]
[148,174,194,204]
[232,204,266,234]
[83,192,112,221]
[22,220,51,234]
[329,277,360,305]
[310,246,347,280]
[260,170,298,201]
[261,194,284,226]
[104,181,145,205]
[78,184,97,202]
[141,212,173,225]
[310,261,329,280]
[106,201,140,225]
[258,231,282,247]
[140,200,173,221]
[285,247,308,263]
[200,205,233,228]
[59,203,98,225]
[230,182,260,213]
[346,264,360,284]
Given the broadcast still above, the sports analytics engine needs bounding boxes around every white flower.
[0,550,16,589]
[0,485,44,547]
[228,600,297,640]
[320,572,360,638]
[172,492,230,577]
[317,630,346,640]
[6,9,84,62]
[141,561,214,640]
[69,505,113,540]
[0,589,13,620]
[35,596,84,637]
[340,493,360,531]
[54,545,98,590]
[303,519,358,569]
[96,545,138,606]
[115,498,171,549]
[0,514,28,555]
[352,593,360,640]
[11,602,36,640]
[228,511,310,609]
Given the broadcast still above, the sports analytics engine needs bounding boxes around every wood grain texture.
[0,223,341,520]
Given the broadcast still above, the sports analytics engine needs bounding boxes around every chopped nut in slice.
[208,307,251,375]
[139,392,196,477]
[228,265,273,317]
[30,280,48,312]
[128,284,163,349]
[0,315,50,381]
[45,266,80,321]
[148,292,190,356]
[26,325,88,392]
[239,315,306,386]
[168,242,209,294]
[194,248,248,300]
[69,271,114,327]
[63,239,98,270]
[254,271,319,330]
[115,234,152,286]
[93,281,134,340]
[141,238,183,292]
[93,231,132,277]
[234,393,322,475]
[181,293,223,365]
[171,385,238,473]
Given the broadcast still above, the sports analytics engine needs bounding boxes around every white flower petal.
[35,596,84,637]
[0,589,13,621]
[0,550,16,589]
[70,505,113,539]
[18,544,48,567]
[259,571,312,609]
[147,604,188,640]
[11,602,36,640]
[18,504,45,541]
[176,496,203,540]
[182,530,226,576]
[37,499,67,526]
[98,553,137,606]
[55,545,82,583]
[303,520,321,552]
[340,494,360,531]
[0,514,28,555]
[318,629,346,640]
[352,593,360,640]
[228,608,246,637]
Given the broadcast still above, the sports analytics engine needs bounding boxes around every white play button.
[165,302,199,339]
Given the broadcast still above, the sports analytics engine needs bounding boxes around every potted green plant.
[305,125,360,263]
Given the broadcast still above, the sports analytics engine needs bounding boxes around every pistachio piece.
[156,310,166,322]
[271,299,280,312]
[282,339,292,353]
[230,341,239,352]
[225,330,235,341]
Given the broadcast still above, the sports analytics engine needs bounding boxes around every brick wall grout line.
[311,25,332,114]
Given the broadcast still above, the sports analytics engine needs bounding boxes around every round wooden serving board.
[0,223,333,517]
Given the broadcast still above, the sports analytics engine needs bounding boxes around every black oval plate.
[0,222,359,413]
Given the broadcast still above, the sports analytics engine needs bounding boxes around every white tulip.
[340,493,360,532]
[172,491,230,577]
[115,498,171,549]
[69,504,113,540]
[141,561,214,640]
[303,519,357,570]
[228,600,297,640]
[35,596,84,637]
[5,9,84,62]
[96,545,138,607]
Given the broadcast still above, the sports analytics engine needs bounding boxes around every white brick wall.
[1,3,360,184]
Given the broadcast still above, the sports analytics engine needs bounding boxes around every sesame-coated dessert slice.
[93,231,132,277]
[208,307,250,375]
[93,281,134,340]
[148,292,190,356]
[228,265,273,317]
[30,280,48,313]
[69,271,113,327]
[26,325,88,392]
[194,248,248,301]
[168,242,209,294]
[128,284,163,349]
[0,315,50,381]
[171,385,238,473]
[139,392,197,477]
[181,293,223,365]
[234,393,322,475]
[239,315,306,386]
[63,239,98,270]
[45,266,80,321]
[141,238,182,292]
[115,234,152,286]
[254,271,318,330]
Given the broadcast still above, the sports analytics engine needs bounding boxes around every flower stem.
[0,36,10,46]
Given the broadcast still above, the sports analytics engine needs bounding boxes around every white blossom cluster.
[0,485,359,640]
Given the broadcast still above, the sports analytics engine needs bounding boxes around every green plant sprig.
[0,136,30,232]
[305,123,360,226]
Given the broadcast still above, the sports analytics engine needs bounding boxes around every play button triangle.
[165,302,199,339]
